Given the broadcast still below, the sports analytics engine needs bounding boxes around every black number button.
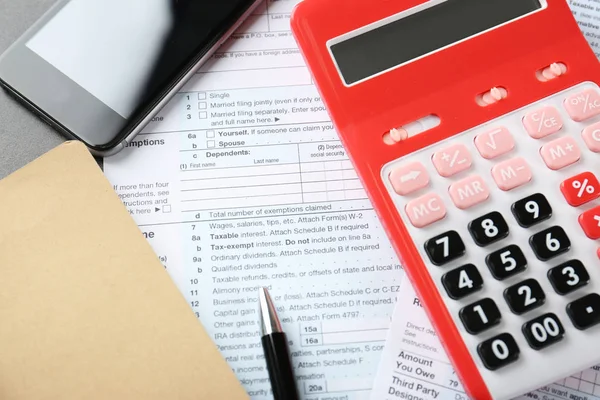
[522,313,565,350]
[511,193,552,228]
[442,264,483,299]
[486,245,527,280]
[529,226,571,261]
[548,260,589,295]
[468,212,509,247]
[504,279,545,314]
[460,298,501,334]
[566,293,600,330]
[477,333,519,371]
[424,231,465,266]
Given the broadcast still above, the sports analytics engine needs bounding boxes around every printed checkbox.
[199,102,207,110]
[199,111,208,119]
[162,205,172,213]
[206,130,215,138]
[207,140,215,148]
[198,92,207,100]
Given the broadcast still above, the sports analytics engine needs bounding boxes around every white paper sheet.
[103,1,402,399]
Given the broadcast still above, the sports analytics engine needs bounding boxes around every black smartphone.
[0,0,262,156]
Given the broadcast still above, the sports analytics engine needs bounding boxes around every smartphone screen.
[0,0,257,152]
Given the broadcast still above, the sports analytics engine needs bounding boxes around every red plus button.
[561,172,600,206]
[579,206,600,239]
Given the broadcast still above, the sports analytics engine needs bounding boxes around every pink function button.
[405,193,446,228]
[389,162,429,195]
[582,121,600,153]
[432,144,472,177]
[564,89,600,122]
[492,157,532,191]
[523,106,563,139]
[449,175,490,210]
[540,136,581,170]
[474,127,515,159]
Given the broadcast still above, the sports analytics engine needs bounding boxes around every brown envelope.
[0,141,249,400]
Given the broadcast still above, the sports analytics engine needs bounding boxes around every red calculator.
[291,1,600,399]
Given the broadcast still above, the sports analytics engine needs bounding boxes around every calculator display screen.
[329,0,543,85]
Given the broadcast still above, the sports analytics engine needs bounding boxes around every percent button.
[560,172,600,207]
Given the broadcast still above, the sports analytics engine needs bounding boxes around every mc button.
[405,193,446,228]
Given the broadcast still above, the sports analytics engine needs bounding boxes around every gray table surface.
[0,0,66,180]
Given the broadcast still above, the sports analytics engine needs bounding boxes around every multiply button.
[405,193,446,228]
[564,88,600,122]
[579,206,600,240]
[582,121,600,153]
[389,162,429,195]
[560,172,600,207]
[540,136,581,170]
[474,127,515,159]
[523,106,563,139]
[432,144,472,177]
[491,158,532,191]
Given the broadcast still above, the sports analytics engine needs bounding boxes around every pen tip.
[258,287,282,336]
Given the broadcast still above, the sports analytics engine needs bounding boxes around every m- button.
[491,158,532,191]
[405,193,446,228]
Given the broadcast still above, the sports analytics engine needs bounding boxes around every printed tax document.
[102,1,600,399]
[103,1,402,399]
[369,277,600,400]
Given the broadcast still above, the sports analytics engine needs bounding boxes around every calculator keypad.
[547,260,589,295]
[477,333,520,371]
[504,279,545,315]
[486,245,527,280]
[529,226,571,261]
[511,193,552,228]
[522,313,565,350]
[468,212,509,247]
[460,298,501,334]
[442,264,483,300]
[424,231,465,266]
[384,83,600,375]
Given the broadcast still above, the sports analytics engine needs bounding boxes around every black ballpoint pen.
[259,287,301,400]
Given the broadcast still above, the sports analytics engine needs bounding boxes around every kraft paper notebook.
[0,141,249,400]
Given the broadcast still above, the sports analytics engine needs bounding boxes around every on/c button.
[582,121,600,153]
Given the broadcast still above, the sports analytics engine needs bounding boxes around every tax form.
[103,1,401,399]
[369,279,600,400]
